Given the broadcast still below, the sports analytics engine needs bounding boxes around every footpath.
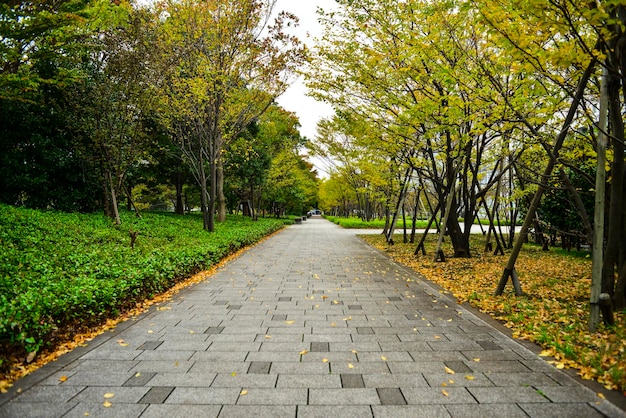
[1,217,624,417]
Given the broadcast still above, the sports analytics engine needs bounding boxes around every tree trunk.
[108,170,121,225]
[601,72,625,298]
[217,157,227,222]
[175,171,184,215]
[589,65,609,332]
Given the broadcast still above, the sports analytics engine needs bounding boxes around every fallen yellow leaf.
[285,320,295,325]
[465,375,474,380]
[322,358,329,363]
[240,389,248,395]
[299,350,309,356]
[444,366,455,374]
[59,375,68,382]
[381,356,387,361]
[103,393,114,399]
[597,392,606,399]
[103,401,112,408]
[442,389,449,397]
[0,380,13,394]
[348,363,354,369]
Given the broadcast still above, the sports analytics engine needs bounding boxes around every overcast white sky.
[272,0,337,142]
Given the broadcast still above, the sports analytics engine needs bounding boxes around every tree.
[70,5,159,223]
[0,0,131,211]
[156,0,306,231]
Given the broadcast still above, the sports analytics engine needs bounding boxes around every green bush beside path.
[0,205,286,368]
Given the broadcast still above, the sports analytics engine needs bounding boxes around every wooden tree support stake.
[494,267,523,296]
[129,230,139,249]
[435,250,446,262]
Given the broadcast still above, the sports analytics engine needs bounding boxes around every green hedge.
[0,205,285,365]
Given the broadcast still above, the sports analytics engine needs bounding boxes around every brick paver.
[1,217,624,417]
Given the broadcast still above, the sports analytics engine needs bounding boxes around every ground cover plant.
[0,204,286,382]
[324,215,429,230]
[361,233,626,394]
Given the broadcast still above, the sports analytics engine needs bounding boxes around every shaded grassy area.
[361,232,626,394]
[0,205,286,379]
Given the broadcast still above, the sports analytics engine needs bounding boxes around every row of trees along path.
[305,0,626,331]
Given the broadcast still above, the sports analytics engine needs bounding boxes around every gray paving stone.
[485,371,560,387]
[518,402,606,418]
[247,361,272,374]
[9,385,84,403]
[0,402,77,418]
[165,387,239,404]
[269,362,330,375]
[363,373,429,388]
[309,388,381,405]
[189,361,250,374]
[219,405,295,417]
[276,374,341,388]
[235,388,307,405]
[259,342,308,352]
[445,403,527,418]
[466,360,531,373]
[372,404,450,418]
[460,350,522,361]
[210,374,277,388]
[298,405,373,418]
[131,360,194,374]
[139,387,175,404]
[63,402,148,418]
[245,351,301,362]
[138,341,164,350]
[146,372,217,387]
[136,350,195,361]
[536,385,601,403]
[140,404,221,418]
[377,388,407,405]
[190,351,247,362]
[468,386,550,403]
[358,351,412,362]
[71,386,150,403]
[310,342,329,352]
[341,374,365,388]
[54,371,132,386]
[402,387,477,404]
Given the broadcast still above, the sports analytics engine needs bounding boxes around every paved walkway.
[1,217,624,418]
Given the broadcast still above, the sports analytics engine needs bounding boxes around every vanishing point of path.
[1,217,624,418]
